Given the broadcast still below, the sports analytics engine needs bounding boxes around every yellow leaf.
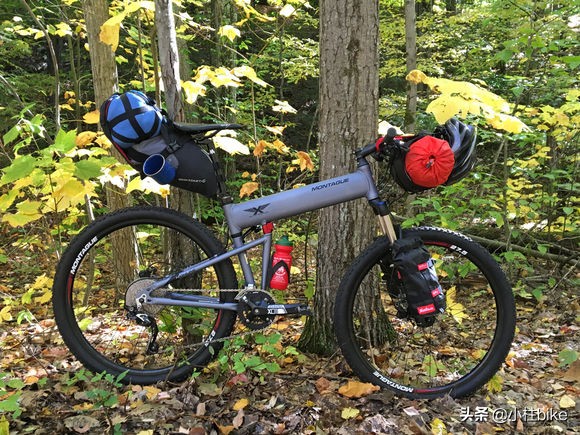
[218,25,241,42]
[485,113,529,134]
[279,4,296,17]
[209,67,241,88]
[217,425,235,435]
[99,16,123,51]
[426,96,466,124]
[83,110,101,125]
[406,69,428,85]
[144,386,160,400]
[445,286,467,324]
[182,80,206,104]
[296,151,314,171]
[271,139,289,154]
[233,398,249,411]
[431,417,448,435]
[407,69,528,133]
[265,125,286,136]
[34,289,52,305]
[253,140,269,157]
[486,373,503,393]
[337,381,380,398]
[559,395,576,409]
[239,182,259,198]
[232,65,268,87]
[341,407,360,420]
[76,131,97,147]
[213,136,250,155]
[0,305,12,322]
[272,99,297,114]
[73,402,94,411]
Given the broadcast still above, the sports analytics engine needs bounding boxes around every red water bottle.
[270,236,293,290]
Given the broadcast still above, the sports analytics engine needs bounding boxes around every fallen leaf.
[233,398,249,411]
[64,415,100,433]
[562,360,580,382]
[431,417,447,435]
[315,377,331,394]
[232,409,244,428]
[341,407,360,420]
[338,381,380,398]
[559,394,576,409]
[217,425,234,435]
[198,383,222,397]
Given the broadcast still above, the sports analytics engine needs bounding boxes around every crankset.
[237,290,312,330]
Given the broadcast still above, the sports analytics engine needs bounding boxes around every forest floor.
[1,283,579,434]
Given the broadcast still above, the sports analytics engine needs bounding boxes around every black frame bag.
[392,237,446,322]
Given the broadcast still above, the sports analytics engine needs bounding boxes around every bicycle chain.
[144,287,282,350]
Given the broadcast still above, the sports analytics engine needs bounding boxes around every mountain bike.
[52,120,516,399]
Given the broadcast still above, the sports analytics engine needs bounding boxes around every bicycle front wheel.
[334,227,515,398]
[52,206,238,384]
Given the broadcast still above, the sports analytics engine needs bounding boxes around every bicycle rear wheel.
[52,206,238,384]
[334,227,515,398]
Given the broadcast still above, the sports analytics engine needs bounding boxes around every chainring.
[125,278,169,315]
[238,290,276,330]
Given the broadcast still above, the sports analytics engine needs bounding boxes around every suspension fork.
[370,199,398,244]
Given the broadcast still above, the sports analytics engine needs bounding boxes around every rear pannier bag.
[392,237,446,320]
[390,134,455,193]
[100,91,218,198]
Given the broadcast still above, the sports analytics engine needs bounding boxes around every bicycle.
[52,118,516,399]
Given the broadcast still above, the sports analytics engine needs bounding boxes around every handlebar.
[355,128,401,161]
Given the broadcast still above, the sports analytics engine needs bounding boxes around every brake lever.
[372,127,399,161]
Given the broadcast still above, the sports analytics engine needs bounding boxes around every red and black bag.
[392,237,446,322]
[390,134,455,193]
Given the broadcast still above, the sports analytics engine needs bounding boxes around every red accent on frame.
[262,222,274,234]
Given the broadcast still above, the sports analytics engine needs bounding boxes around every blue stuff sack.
[100,90,163,148]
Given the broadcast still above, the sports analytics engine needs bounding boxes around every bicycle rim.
[54,208,237,383]
[337,228,514,398]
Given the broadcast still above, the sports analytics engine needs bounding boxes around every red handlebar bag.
[391,134,455,192]
[405,136,455,188]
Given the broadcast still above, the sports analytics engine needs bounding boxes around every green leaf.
[559,349,578,367]
[75,159,103,180]
[562,207,574,215]
[53,129,77,153]
[0,155,37,186]
[486,373,503,393]
[2,125,21,145]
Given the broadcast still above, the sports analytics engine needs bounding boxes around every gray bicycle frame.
[143,159,397,311]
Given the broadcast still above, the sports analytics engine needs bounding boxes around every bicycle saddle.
[172,122,243,134]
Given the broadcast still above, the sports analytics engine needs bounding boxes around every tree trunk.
[154,0,195,218]
[298,0,379,356]
[404,0,417,133]
[83,0,134,291]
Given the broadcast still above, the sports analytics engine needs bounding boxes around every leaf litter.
[0,289,579,434]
